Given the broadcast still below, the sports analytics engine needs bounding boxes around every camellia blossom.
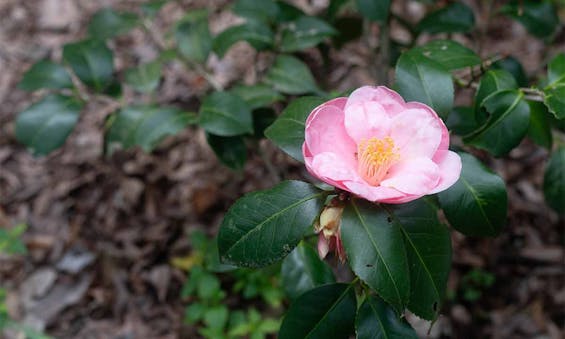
[303,86,462,204]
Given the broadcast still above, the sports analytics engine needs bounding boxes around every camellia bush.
[13,0,565,337]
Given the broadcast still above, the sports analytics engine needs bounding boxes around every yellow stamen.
[357,137,400,186]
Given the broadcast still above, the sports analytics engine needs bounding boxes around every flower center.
[357,137,400,186]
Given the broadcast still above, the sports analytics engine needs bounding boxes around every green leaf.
[264,96,325,162]
[141,0,166,18]
[417,2,475,34]
[446,106,480,136]
[544,84,565,119]
[199,91,253,136]
[438,152,507,237]
[124,60,161,93]
[0,224,27,255]
[233,0,279,23]
[501,0,559,38]
[264,55,321,95]
[281,242,336,300]
[280,16,337,52]
[218,181,325,268]
[206,134,247,170]
[184,302,205,324]
[276,1,305,23]
[279,283,356,339]
[492,56,529,87]
[465,90,530,156]
[18,60,73,91]
[15,94,82,155]
[203,305,229,330]
[230,84,283,110]
[392,200,451,320]
[356,295,418,339]
[213,22,274,58]
[474,69,517,124]
[105,105,194,152]
[88,8,138,40]
[395,50,453,118]
[253,108,277,138]
[412,40,481,71]
[527,101,552,149]
[62,39,114,92]
[543,147,565,215]
[546,53,565,87]
[355,0,391,23]
[341,199,409,312]
[175,10,212,63]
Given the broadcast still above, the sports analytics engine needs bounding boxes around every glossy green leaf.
[280,16,337,52]
[206,134,247,170]
[492,56,529,87]
[543,147,565,215]
[466,90,530,156]
[199,91,253,136]
[544,84,565,119]
[124,60,161,93]
[18,60,73,91]
[501,0,559,38]
[276,1,305,22]
[233,0,279,23]
[474,69,517,124]
[141,0,166,18]
[341,199,409,312]
[392,200,451,320]
[279,283,356,339]
[412,40,481,71]
[88,8,138,40]
[395,50,453,118]
[105,105,194,152]
[438,152,507,237]
[356,295,418,339]
[218,181,326,268]
[355,0,391,23]
[546,53,565,86]
[264,96,325,162]
[281,242,336,300]
[230,84,283,110]
[417,2,475,33]
[527,101,552,149]
[446,106,480,136]
[175,10,212,63]
[62,39,114,92]
[264,55,321,95]
[213,22,274,58]
[15,94,82,155]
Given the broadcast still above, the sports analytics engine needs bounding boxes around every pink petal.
[317,233,330,259]
[305,97,347,126]
[310,152,360,185]
[389,107,444,159]
[342,180,407,202]
[346,86,406,117]
[406,102,450,152]
[305,104,356,163]
[429,150,462,194]
[344,100,391,143]
[380,157,440,195]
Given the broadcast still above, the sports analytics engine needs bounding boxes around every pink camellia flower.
[303,86,461,204]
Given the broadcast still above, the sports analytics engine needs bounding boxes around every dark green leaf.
[124,60,161,93]
[546,53,565,86]
[18,60,73,91]
[252,108,278,138]
[356,295,418,339]
[392,200,451,320]
[544,84,565,119]
[327,0,350,21]
[264,96,325,162]
[527,101,552,149]
[341,199,409,312]
[233,0,279,23]
[175,10,212,63]
[501,0,559,38]
[62,39,114,92]
[88,8,138,40]
[206,134,247,170]
[264,55,321,95]
[417,2,475,33]
[141,0,166,17]
[105,105,194,152]
[446,106,480,136]
[355,0,391,23]
[395,50,453,118]
[279,283,356,339]
[474,69,517,124]
[275,1,305,22]
[466,90,530,156]
[218,181,325,268]
[438,152,507,237]
[412,40,481,71]
[15,94,82,155]
[280,16,337,52]
[213,22,274,58]
[230,84,283,110]
[281,242,336,300]
[199,91,253,136]
[492,56,529,87]
[543,147,565,215]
